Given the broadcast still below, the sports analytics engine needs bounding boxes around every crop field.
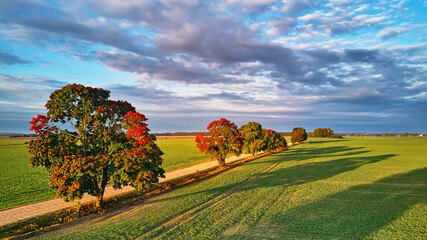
[32,137,427,239]
[0,138,208,211]
[157,138,209,170]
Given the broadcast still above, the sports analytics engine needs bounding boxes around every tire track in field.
[134,159,284,240]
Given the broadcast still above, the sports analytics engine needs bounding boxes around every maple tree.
[195,118,243,166]
[28,84,164,208]
[291,127,308,144]
[262,129,287,152]
[239,121,265,155]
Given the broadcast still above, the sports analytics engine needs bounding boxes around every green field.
[0,138,208,211]
[32,137,427,239]
[157,138,209,170]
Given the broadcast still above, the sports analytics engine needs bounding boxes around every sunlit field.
[0,138,208,210]
[33,137,427,239]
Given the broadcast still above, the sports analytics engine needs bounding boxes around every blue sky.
[0,0,426,133]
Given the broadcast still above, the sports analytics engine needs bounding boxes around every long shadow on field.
[257,167,427,239]
[245,145,371,165]
[235,153,396,192]
[150,145,388,205]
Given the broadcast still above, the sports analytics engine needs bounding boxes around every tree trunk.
[218,157,226,166]
[96,166,109,208]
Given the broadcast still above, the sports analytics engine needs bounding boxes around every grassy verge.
[0,138,208,211]
[28,137,427,239]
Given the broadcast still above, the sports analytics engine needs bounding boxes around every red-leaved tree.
[28,84,164,207]
[195,118,243,166]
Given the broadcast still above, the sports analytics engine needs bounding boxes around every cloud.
[0,74,67,112]
[281,0,311,13]
[377,26,410,39]
[0,0,154,57]
[0,50,31,65]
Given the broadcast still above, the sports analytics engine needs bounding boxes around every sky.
[0,0,426,133]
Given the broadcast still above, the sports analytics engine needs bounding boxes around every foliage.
[195,118,243,166]
[262,128,287,152]
[239,121,265,155]
[28,84,164,207]
[312,128,334,137]
[291,127,308,144]
[35,137,427,240]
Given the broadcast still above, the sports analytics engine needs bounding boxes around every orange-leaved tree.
[195,118,243,166]
[291,127,308,144]
[28,84,164,208]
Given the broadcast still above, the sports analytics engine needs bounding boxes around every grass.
[31,137,427,239]
[156,138,209,170]
[0,141,55,211]
[0,137,208,211]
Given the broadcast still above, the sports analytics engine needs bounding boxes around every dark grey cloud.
[95,52,241,84]
[0,51,31,65]
[0,0,154,57]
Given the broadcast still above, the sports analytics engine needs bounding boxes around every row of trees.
[28,84,309,208]
[195,119,307,166]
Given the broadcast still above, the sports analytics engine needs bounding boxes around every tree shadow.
[148,150,390,205]
[263,167,427,239]
[246,145,370,165]
[242,154,396,192]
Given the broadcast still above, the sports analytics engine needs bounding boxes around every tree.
[313,128,334,137]
[291,127,308,144]
[262,129,287,152]
[195,118,243,166]
[28,84,164,208]
[239,121,265,155]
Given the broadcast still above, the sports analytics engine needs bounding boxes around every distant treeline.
[345,133,424,137]
[153,132,293,137]
[0,133,38,138]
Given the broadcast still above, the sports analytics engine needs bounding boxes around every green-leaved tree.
[239,121,265,155]
[28,84,164,207]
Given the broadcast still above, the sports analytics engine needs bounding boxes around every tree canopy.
[239,121,265,155]
[195,118,243,166]
[291,127,308,144]
[28,84,164,207]
[262,129,287,152]
[313,128,334,137]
